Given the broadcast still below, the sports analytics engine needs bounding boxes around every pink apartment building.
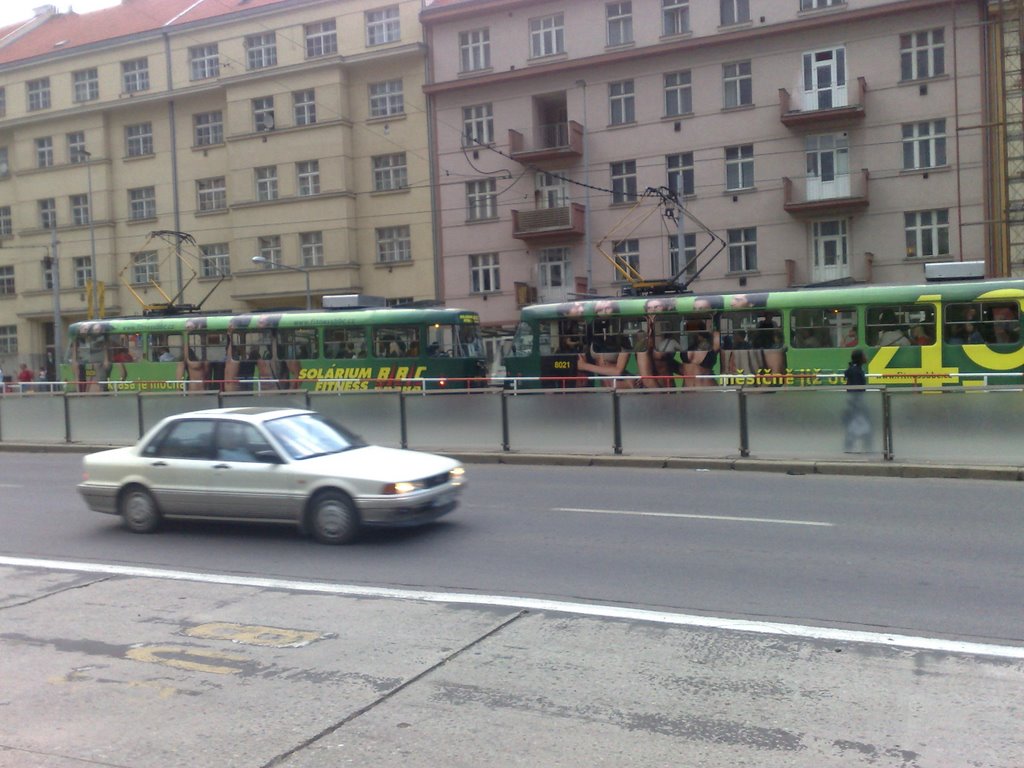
[422,0,993,339]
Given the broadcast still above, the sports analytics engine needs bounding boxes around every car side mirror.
[254,449,283,464]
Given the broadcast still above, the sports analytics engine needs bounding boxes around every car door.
[208,421,299,521]
[140,419,218,515]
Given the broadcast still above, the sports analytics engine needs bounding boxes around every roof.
[0,0,294,67]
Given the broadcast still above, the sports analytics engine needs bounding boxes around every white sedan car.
[78,407,465,544]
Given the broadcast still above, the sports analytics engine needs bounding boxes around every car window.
[214,422,274,463]
[265,413,364,460]
[144,419,216,460]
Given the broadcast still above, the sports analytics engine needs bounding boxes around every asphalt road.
[2,451,1022,646]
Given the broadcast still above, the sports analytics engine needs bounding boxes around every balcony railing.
[508,121,583,164]
[779,76,867,129]
[783,169,869,216]
[512,203,586,241]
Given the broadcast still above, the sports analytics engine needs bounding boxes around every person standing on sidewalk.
[842,349,872,453]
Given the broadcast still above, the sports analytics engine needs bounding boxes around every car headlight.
[382,480,422,495]
[450,466,465,485]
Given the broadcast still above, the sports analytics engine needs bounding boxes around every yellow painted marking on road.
[185,621,325,648]
[125,645,250,674]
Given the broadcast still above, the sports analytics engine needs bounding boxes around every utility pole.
[50,227,62,365]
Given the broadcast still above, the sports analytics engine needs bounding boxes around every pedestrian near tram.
[842,349,872,453]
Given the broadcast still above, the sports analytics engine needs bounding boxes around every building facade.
[422,0,991,340]
[0,0,435,375]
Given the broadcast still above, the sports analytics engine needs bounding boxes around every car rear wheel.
[309,491,359,544]
[120,486,161,534]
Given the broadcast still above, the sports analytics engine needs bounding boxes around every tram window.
[454,325,483,358]
[186,332,229,362]
[589,316,643,354]
[325,327,367,359]
[278,328,317,360]
[945,302,1019,345]
[540,319,585,354]
[790,308,857,349]
[867,305,934,347]
[677,314,715,352]
[650,314,683,355]
[510,321,535,357]
[149,333,183,362]
[720,311,782,349]
[374,326,420,357]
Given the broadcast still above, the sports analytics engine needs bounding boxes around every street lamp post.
[251,256,312,310]
[76,148,98,319]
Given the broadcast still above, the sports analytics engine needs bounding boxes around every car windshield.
[265,413,365,460]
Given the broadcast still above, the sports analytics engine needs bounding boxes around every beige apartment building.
[421,0,999,339]
[0,0,435,376]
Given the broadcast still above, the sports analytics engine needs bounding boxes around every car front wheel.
[308,491,360,545]
[119,486,161,534]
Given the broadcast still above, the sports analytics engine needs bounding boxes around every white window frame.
[606,2,633,47]
[0,206,11,236]
[904,209,950,258]
[128,187,156,220]
[669,232,698,276]
[376,225,411,263]
[189,44,220,81]
[667,152,695,197]
[197,177,227,212]
[245,32,278,70]
[459,28,490,72]
[297,161,320,196]
[530,13,565,58]
[470,253,501,293]
[305,20,338,58]
[727,227,757,272]
[662,0,690,36]
[902,119,947,170]
[0,324,16,353]
[199,243,230,278]
[900,29,945,81]
[723,60,752,108]
[67,132,87,164]
[466,179,497,221]
[121,58,150,93]
[800,0,842,9]
[35,137,53,168]
[27,78,51,111]
[253,97,275,132]
[369,80,403,118]
[257,235,282,267]
[71,193,91,226]
[725,144,754,190]
[72,68,99,102]
[300,231,324,267]
[613,239,640,280]
[720,0,750,25]
[664,70,692,117]
[72,255,92,288]
[812,219,849,276]
[194,111,223,146]
[39,198,57,229]
[373,153,408,191]
[131,251,160,285]
[611,160,637,204]
[366,6,400,46]
[0,267,15,296]
[462,103,494,146]
[609,80,635,125]
[255,166,278,201]
[293,90,316,126]
[125,123,154,158]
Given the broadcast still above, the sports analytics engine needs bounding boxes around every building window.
[373,153,408,191]
[245,32,277,70]
[67,132,87,164]
[462,103,494,146]
[905,209,949,258]
[662,0,689,36]
[200,243,230,277]
[723,61,752,108]
[27,78,51,111]
[613,239,640,280]
[812,219,849,276]
[125,123,154,158]
[132,251,159,285]
[667,152,694,197]
[902,120,946,169]
[800,0,842,9]
[466,179,497,221]
[369,79,403,118]
[530,13,565,58]
[669,232,698,277]
[71,193,91,226]
[609,80,635,125]
[606,2,633,46]
[253,97,275,132]
[189,44,220,80]
[366,6,400,46]
[255,166,278,201]
[720,0,750,25]
[293,90,316,126]
[39,198,57,229]
[194,111,223,146]
[196,177,227,212]
[128,187,156,220]
[122,58,150,93]
[900,29,944,81]
[727,227,757,272]
[470,253,500,293]
[0,87,5,117]
[0,268,14,297]
[72,68,99,102]
[0,206,12,236]
[297,161,320,196]
[376,225,411,263]
[0,324,16,353]
[611,160,637,204]
[0,146,7,176]
[35,137,54,168]
[459,28,490,72]
[257,235,282,267]
[72,255,92,288]
[300,231,324,267]
[664,70,692,117]
[725,144,754,190]
[305,20,338,58]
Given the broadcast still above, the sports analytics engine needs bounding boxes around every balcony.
[779,77,867,130]
[508,121,583,165]
[783,169,869,217]
[512,203,586,242]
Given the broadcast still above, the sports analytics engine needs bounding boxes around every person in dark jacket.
[843,349,871,452]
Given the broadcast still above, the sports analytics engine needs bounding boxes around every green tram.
[504,279,1024,388]
[63,307,487,392]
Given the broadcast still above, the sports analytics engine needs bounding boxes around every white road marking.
[553,507,834,527]
[1,555,1021,660]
